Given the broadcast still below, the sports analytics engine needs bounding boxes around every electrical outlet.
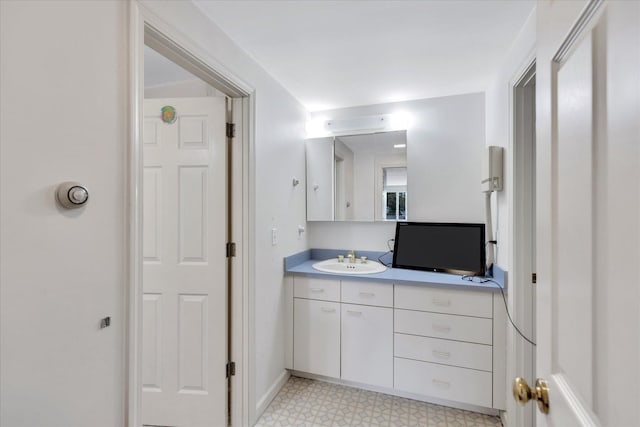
[271,228,278,246]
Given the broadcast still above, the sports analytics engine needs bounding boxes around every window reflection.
[383,167,407,220]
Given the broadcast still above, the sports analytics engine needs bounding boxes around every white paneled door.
[142,97,227,427]
[535,1,640,426]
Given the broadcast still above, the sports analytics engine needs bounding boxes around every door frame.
[507,56,537,427]
[127,2,256,426]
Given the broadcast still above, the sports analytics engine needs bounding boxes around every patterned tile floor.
[255,376,502,427]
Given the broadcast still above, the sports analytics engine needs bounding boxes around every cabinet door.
[293,298,340,377]
[395,309,492,345]
[394,358,492,408]
[341,304,393,388]
[395,285,493,318]
[294,276,340,301]
[306,137,334,221]
[341,280,393,307]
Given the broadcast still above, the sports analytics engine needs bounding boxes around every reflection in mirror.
[306,130,407,222]
[382,167,407,220]
[305,137,335,221]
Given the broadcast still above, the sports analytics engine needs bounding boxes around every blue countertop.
[284,249,506,292]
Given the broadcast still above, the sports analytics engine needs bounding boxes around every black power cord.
[378,238,395,267]
[462,275,536,346]
[378,251,393,267]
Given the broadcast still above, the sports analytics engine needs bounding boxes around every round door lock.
[56,182,89,209]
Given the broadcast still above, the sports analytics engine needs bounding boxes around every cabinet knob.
[432,350,451,359]
[432,379,451,388]
[432,297,451,307]
[432,324,451,333]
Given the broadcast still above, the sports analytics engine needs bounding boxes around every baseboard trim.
[501,410,509,427]
[255,370,291,420]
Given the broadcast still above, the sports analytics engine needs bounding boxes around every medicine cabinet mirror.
[306,130,407,222]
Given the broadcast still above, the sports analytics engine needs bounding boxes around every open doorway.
[141,44,229,427]
[511,61,536,427]
[129,15,253,427]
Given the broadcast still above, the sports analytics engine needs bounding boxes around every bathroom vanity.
[284,249,507,414]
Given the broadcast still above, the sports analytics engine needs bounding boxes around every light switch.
[271,228,278,246]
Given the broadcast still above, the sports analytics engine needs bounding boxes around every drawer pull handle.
[432,298,451,306]
[358,291,375,297]
[432,324,451,333]
[321,307,336,313]
[432,350,451,359]
[310,288,325,293]
[432,379,450,388]
[346,310,362,316]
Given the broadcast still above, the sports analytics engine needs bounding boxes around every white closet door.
[142,97,227,427]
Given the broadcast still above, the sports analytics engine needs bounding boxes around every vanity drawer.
[294,277,340,302]
[394,309,492,345]
[395,285,493,318]
[341,280,393,307]
[394,333,492,372]
[394,357,492,408]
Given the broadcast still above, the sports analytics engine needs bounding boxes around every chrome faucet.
[347,250,356,263]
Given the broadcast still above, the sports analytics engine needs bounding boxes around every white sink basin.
[312,258,387,275]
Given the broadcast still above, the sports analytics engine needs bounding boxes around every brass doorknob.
[513,377,550,414]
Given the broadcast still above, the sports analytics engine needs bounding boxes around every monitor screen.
[392,222,486,276]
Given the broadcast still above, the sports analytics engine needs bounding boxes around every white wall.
[486,10,536,270]
[0,1,128,426]
[1,1,307,425]
[308,93,485,251]
[139,2,308,422]
[484,8,536,427]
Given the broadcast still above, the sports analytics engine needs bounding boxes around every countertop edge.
[284,250,507,292]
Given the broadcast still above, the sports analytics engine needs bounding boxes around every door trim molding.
[553,0,605,64]
[507,52,537,427]
[127,2,255,426]
[553,373,600,427]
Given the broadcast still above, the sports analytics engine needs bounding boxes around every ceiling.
[194,1,534,112]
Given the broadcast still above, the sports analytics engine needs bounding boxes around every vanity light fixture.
[388,111,412,130]
[323,115,389,134]
[305,117,331,138]
[393,144,407,148]
[306,112,412,138]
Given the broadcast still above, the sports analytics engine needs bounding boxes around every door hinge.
[226,361,236,378]
[226,242,236,258]
[226,123,236,138]
[532,273,537,284]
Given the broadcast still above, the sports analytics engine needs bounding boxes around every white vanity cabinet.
[289,274,506,412]
[293,277,341,377]
[394,285,497,408]
[293,298,340,377]
[292,277,393,387]
[340,281,393,388]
